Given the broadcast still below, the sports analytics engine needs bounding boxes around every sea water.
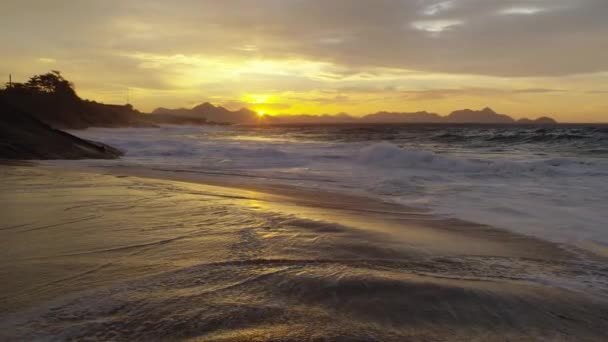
[71,124,608,249]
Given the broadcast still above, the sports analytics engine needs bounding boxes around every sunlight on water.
[68,124,608,248]
[2,166,608,340]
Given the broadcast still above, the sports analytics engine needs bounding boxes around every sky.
[1,0,607,122]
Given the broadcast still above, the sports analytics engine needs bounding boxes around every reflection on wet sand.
[1,166,607,341]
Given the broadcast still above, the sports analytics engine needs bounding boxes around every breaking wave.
[355,142,603,176]
[69,125,608,247]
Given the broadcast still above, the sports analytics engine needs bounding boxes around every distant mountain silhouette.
[0,100,123,159]
[444,107,515,123]
[517,116,558,124]
[154,103,558,125]
[257,107,555,125]
[2,72,558,128]
[152,103,258,124]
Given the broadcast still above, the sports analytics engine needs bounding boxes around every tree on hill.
[1,71,150,129]
[3,70,76,97]
[24,71,77,97]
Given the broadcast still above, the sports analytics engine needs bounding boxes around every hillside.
[0,71,152,129]
[0,100,123,160]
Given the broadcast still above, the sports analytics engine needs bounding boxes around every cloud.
[512,88,564,94]
[37,57,57,64]
[397,87,564,101]
[422,1,456,16]
[411,19,465,35]
[1,0,606,121]
[287,95,351,105]
[498,7,546,16]
[2,0,608,78]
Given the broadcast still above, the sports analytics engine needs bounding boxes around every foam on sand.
[68,126,608,252]
[1,166,607,340]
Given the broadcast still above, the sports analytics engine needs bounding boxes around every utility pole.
[8,74,12,88]
[126,87,130,104]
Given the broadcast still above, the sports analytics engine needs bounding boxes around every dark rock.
[0,102,123,160]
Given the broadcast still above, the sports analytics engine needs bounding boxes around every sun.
[257,110,265,116]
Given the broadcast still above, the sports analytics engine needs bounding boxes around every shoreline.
[46,161,608,260]
[2,163,608,340]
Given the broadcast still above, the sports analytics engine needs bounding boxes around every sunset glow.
[2,2,608,339]
[1,0,607,122]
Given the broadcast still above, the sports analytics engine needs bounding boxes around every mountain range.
[152,103,258,125]
[152,103,558,125]
[1,71,558,128]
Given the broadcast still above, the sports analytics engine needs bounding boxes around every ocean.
[3,124,608,340]
[71,124,608,251]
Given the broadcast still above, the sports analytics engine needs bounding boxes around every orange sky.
[2,0,608,122]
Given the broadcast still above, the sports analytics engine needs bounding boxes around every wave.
[5,256,608,341]
[356,142,475,171]
[68,126,608,247]
[354,142,605,177]
[421,126,607,152]
[3,164,608,341]
[431,131,604,145]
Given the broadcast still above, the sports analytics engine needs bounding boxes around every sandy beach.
[3,1,608,339]
[1,164,607,341]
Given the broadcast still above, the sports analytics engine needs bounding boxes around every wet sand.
[1,164,607,341]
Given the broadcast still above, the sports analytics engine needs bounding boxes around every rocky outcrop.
[0,102,123,160]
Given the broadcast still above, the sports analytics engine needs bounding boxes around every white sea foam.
[70,125,608,249]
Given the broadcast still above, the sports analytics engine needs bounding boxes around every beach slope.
[1,165,607,341]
